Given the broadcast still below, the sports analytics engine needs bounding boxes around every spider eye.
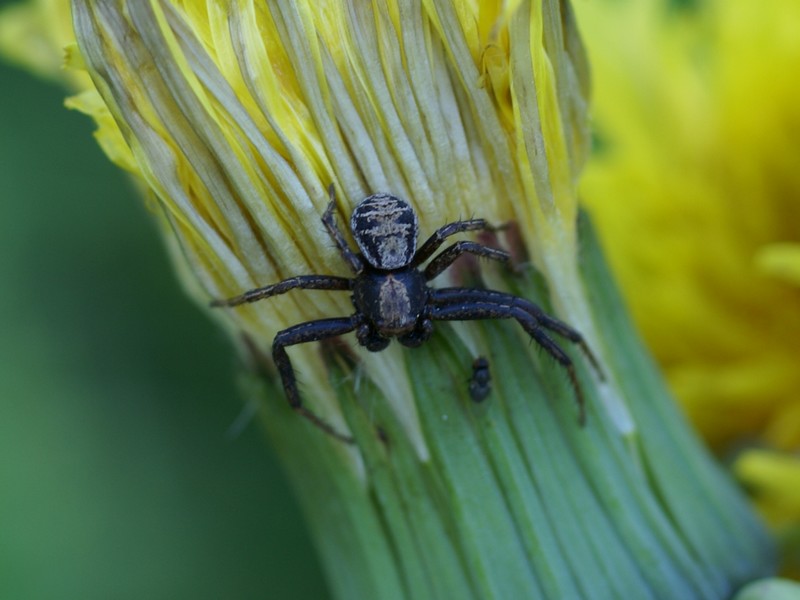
[351,193,418,269]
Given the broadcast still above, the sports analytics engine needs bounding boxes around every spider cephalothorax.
[212,186,601,442]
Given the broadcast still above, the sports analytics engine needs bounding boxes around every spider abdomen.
[350,193,418,269]
[353,270,428,336]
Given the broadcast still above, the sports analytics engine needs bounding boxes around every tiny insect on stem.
[469,356,492,403]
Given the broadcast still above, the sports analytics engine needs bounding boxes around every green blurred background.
[0,19,330,600]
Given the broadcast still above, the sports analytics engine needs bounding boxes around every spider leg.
[429,301,587,425]
[323,185,365,274]
[210,275,352,307]
[431,288,603,379]
[273,315,362,443]
[413,218,497,267]
[424,241,510,280]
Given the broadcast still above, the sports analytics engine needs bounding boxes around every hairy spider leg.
[429,299,588,425]
[210,275,352,307]
[432,287,604,379]
[424,241,510,280]
[273,315,362,443]
[413,218,494,266]
[324,185,365,274]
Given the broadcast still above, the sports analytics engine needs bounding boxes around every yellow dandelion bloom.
[0,0,778,596]
[576,0,800,571]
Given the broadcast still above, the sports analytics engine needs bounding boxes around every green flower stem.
[245,213,775,600]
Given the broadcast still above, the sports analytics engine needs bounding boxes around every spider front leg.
[210,275,352,307]
[432,288,603,378]
[413,218,497,266]
[273,315,362,443]
[429,300,588,425]
[424,241,510,280]
[324,185,365,274]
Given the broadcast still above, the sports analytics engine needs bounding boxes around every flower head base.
[66,0,614,451]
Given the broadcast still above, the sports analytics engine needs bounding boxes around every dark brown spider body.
[212,186,602,443]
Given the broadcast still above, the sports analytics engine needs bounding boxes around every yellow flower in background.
[575,0,800,559]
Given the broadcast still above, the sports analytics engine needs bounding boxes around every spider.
[212,187,602,443]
